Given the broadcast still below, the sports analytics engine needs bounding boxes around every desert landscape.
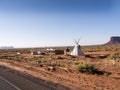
[0,37,120,90]
[1,0,120,90]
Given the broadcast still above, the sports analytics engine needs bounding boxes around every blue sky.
[0,0,120,48]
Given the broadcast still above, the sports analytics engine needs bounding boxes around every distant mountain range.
[105,36,120,45]
[0,46,14,49]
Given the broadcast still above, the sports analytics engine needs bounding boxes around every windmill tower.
[71,39,84,56]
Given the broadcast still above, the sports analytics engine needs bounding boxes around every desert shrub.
[76,63,111,75]
[35,60,44,66]
[41,60,47,63]
[56,56,64,60]
[110,53,120,61]
[0,55,9,59]
[44,60,65,67]
[74,61,79,65]
[12,56,24,62]
[36,60,41,64]
[21,49,31,54]
[48,63,56,67]
[33,56,38,60]
[36,60,47,65]
[76,63,97,74]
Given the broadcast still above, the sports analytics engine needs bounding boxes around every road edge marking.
[0,76,22,90]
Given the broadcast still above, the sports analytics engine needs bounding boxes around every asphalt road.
[0,65,68,90]
[0,76,19,90]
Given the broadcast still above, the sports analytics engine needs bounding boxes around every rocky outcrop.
[105,36,120,45]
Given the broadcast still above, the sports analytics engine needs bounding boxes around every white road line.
[0,76,22,90]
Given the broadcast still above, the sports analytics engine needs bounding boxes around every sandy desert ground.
[0,45,120,90]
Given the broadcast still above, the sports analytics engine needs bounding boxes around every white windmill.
[71,39,84,56]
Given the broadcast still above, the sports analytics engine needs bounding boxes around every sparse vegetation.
[0,44,119,89]
[110,53,120,61]
[76,63,97,74]
[76,63,111,75]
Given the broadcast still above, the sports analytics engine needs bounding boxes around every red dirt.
[0,52,120,90]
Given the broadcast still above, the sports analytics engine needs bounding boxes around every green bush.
[76,63,97,74]
[41,60,47,63]
[110,53,120,60]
